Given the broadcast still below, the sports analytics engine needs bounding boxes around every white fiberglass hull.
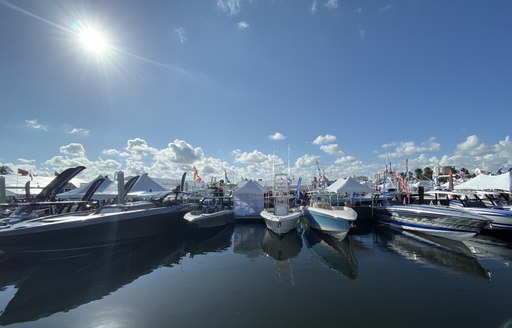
[183,209,234,229]
[260,209,301,235]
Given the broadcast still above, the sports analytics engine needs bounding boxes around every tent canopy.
[326,177,374,194]
[233,180,266,216]
[454,172,512,192]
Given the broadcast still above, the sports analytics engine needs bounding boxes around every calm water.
[1,220,512,328]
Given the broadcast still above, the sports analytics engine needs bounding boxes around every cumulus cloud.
[324,0,338,9]
[269,132,286,141]
[217,0,241,15]
[25,119,47,131]
[380,138,440,159]
[60,143,86,157]
[313,134,336,145]
[125,138,158,160]
[164,139,204,164]
[102,149,129,157]
[295,154,320,168]
[233,149,269,164]
[68,128,90,136]
[320,144,342,155]
[335,156,357,164]
[17,158,35,164]
[174,27,187,43]
[455,135,489,156]
[237,21,249,29]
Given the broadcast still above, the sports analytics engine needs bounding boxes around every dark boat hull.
[0,204,192,259]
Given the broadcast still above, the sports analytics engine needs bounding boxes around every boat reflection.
[374,226,490,280]
[303,225,358,279]
[463,234,512,264]
[233,224,266,258]
[0,226,234,326]
[261,228,303,261]
[184,224,234,257]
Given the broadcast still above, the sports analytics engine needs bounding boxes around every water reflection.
[303,226,358,279]
[261,229,302,261]
[184,224,234,257]
[374,226,490,279]
[0,226,234,326]
[233,224,266,258]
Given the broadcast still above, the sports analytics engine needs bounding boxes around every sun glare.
[80,27,108,55]
[72,20,112,58]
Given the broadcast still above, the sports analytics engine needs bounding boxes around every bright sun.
[72,20,111,57]
[79,27,108,55]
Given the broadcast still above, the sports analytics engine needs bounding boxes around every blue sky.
[1,0,511,183]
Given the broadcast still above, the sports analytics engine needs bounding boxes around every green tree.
[0,165,12,175]
[423,167,433,180]
[414,168,423,180]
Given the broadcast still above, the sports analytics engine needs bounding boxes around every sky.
[1,0,511,184]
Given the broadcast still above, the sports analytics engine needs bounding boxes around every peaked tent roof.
[454,172,512,192]
[56,175,113,199]
[326,177,374,194]
[234,180,267,195]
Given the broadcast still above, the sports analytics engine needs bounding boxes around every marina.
[0,221,511,327]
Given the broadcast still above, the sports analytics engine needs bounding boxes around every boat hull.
[303,206,357,240]
[0,204,193,259]
[183,209,234,229]
[260,210,301,235]
[373,204,492,240]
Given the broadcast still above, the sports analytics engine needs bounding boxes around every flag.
[193,166,202,183]
[17,168,29,176]
[323,173,330,187]
[224,170,231,184]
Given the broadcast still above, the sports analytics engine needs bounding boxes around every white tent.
[454,172,512,192]
[56,175,114,199]
[57,173,169,200]
[326,177,374,194]
[233,180,266,217]
[96,173,168,200]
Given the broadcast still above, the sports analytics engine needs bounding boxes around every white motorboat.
[427,190,512,231]
[372,198,492,240]
[183,197,234,229]
[260,173,302,235]
[303,191,357,240]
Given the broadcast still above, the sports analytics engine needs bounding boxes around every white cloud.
[17,158,35,164]
[335,156,357,164]
[455,135,488,155]
[313,134,337,145]
[102,149,129,157]
[237,21,249,29]
[269,132,286,141]
[60,143,86,157]
[125,138,158,160]
[163,139,204,164]
[233,149,269,164]
[217,0,241,15]
[25,119,47,131]
[68,128,90,136]
[320,144,342,155]
[295,154,320,168]
[174,27,187,43]
[324,0,338,9]
[310,0,318,14]
[355,7,363,14]
[380,138,441,159]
